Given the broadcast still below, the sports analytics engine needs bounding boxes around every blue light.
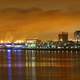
[17,49,22,52]
[14,50,17,53]
[7,49,11,53]
[8,64,12,67]
[7,49,12,80]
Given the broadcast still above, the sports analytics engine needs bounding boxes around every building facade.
[58,32,68,42]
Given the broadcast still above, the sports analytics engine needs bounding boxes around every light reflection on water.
[0,49,80,80]
[7,49,12,80]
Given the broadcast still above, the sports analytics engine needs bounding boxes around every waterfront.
[0,49,80,80]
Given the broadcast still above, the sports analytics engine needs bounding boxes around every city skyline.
[0,1,80,79]
[0,30,79,42]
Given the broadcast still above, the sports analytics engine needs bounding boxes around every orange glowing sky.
[0,0,80,40]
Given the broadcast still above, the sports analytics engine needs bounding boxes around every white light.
[5,45,12,47]
[7,49,11,52]
[58,47,61,49]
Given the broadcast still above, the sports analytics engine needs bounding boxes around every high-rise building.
[58,32,68,42]
[74,31,80,40]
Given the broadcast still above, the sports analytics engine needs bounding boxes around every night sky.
[0,0,80,40]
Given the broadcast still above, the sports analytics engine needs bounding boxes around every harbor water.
[0,49,80,80]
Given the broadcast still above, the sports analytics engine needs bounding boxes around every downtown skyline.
[0,30,79,43]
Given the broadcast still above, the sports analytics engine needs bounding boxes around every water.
[0,49,80,80]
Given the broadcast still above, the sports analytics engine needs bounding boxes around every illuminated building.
[14,40,25,44]
[58,32,68,42]
[25,39,41,48]
[74,31,80,42]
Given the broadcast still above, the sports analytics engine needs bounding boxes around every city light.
[0,40,4,43]
[0,31,79,49]
[14,40,25,43]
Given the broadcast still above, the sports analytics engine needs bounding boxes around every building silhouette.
[74,31,80,42]
[58,32,68,42]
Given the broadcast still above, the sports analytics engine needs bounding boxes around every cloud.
[0,7,43,14]
[0,8,79,40]
[0,7,80,16]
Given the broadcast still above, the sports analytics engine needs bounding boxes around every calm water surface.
[0,49,80,80]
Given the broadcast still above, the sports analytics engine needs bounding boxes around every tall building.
[58,32,68,42]
[74,31,80,40]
